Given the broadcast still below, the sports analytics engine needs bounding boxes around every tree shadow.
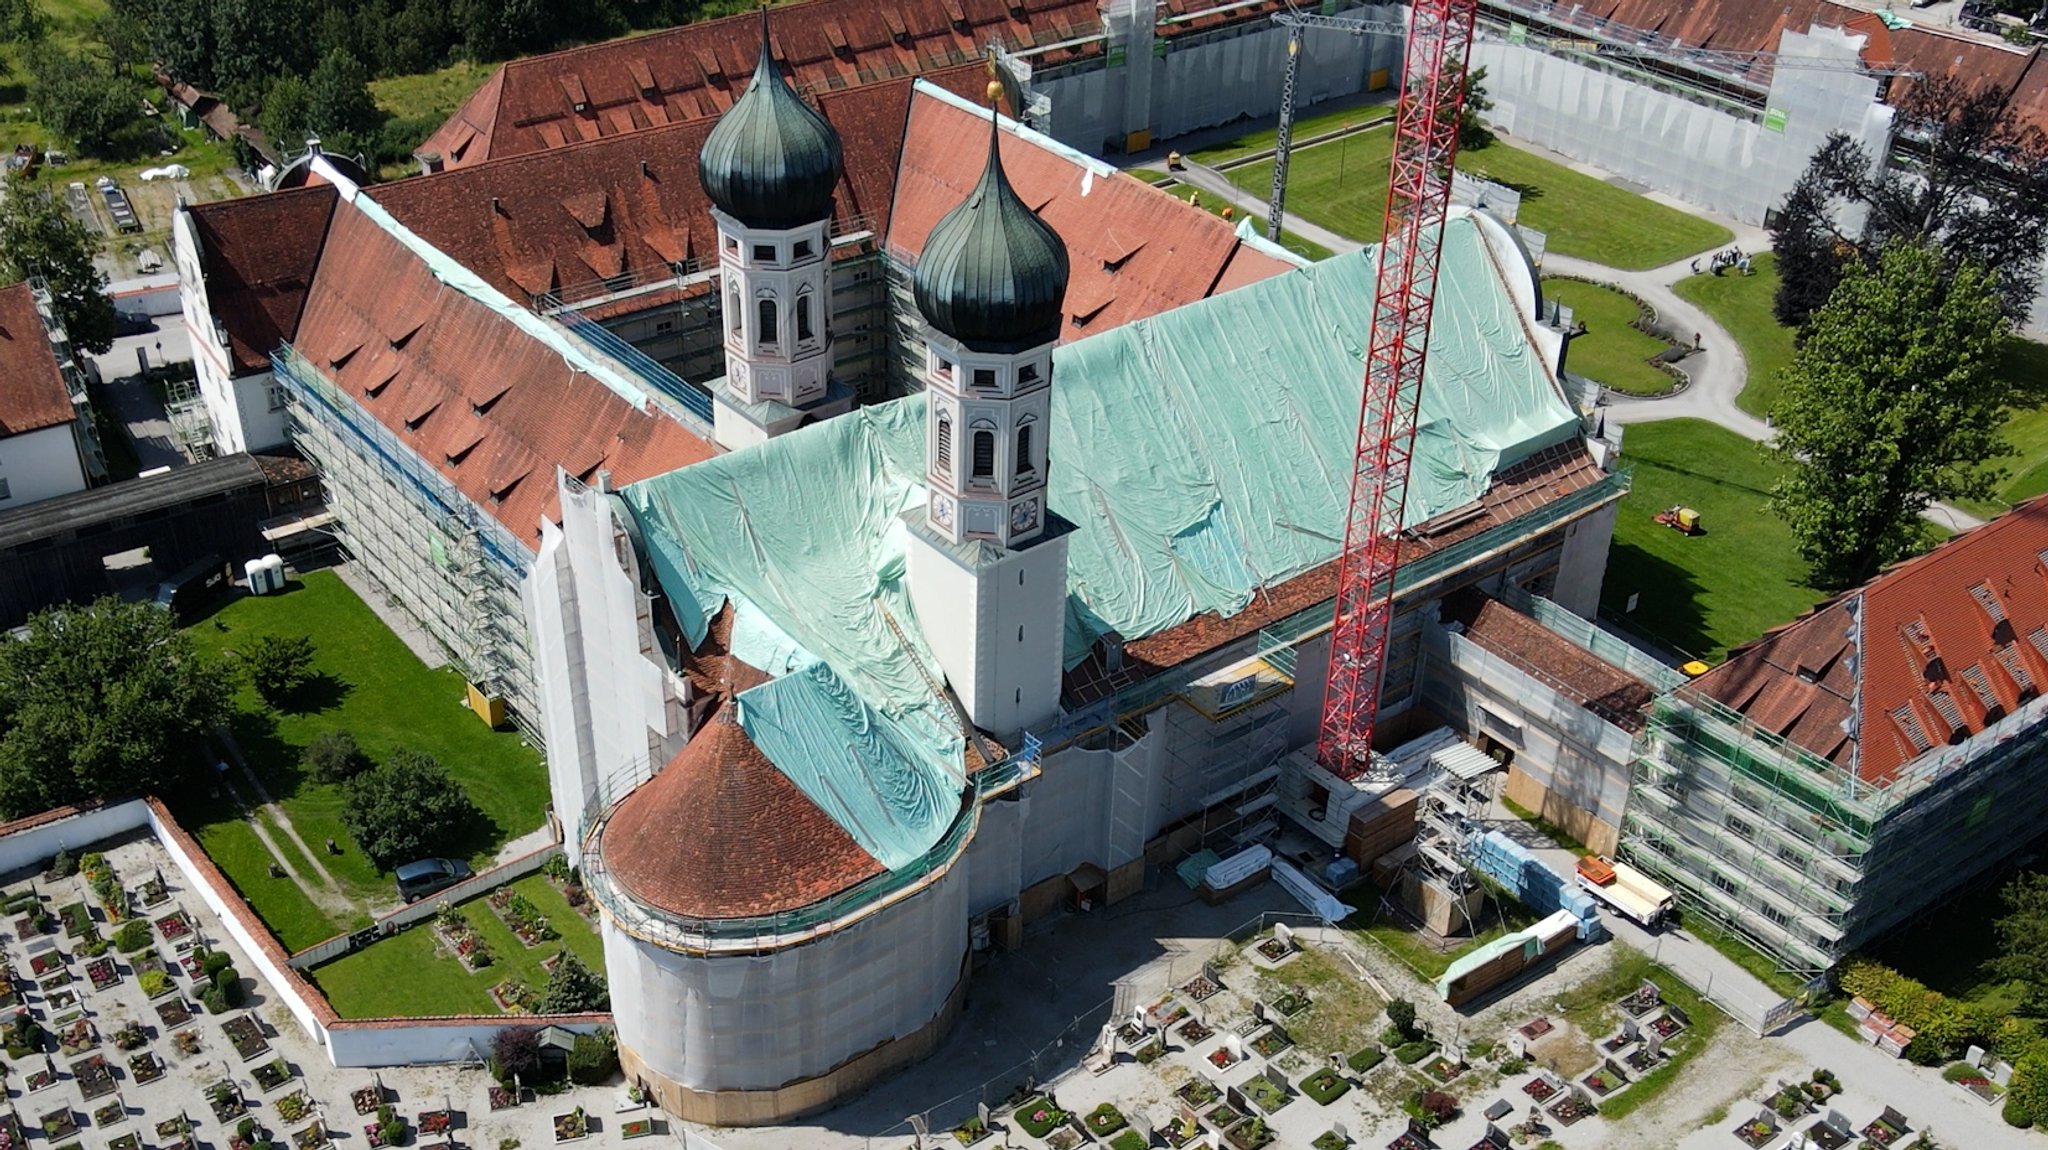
[277,672,351,716]
[1599,540,1715,662]
[221,707,310,802]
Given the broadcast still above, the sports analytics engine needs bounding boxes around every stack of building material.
[1199,844,1272,905]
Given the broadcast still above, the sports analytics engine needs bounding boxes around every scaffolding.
[1622,685,2048,975]
[163,379,216,462]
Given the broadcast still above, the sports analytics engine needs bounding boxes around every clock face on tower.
[1011,499,1039,534]
[932,495,955,529]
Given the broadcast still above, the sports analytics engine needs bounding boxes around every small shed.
[537,1026,578,1071]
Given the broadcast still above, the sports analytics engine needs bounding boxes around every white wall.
[1551,499,1617,619]
[174,207,288,456]
[0,423,88,508]
[0,801,151,878]
[325,1016,610,1067]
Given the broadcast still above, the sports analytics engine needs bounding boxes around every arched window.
[1015,425,1032,476]
[757,297,778,346]
[935,415,953,476]
[796,294,814,341]
[727,284,741,335]
[971,430,995,479]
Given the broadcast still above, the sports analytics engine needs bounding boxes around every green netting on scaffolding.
[620,212,1577,854]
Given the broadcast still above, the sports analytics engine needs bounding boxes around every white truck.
[1576,855,1676,928]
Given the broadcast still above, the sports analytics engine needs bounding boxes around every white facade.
[906,525,1070,738]
[0,422,89,508]
[173,207,289,455]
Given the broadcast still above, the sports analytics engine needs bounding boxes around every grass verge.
[1557,947,1722,1122]
[1341,887,1540,981]
[310,875,602,1017]
[1500,795,1591,858]
[170,791,362,951]
[1678,913,1809,1000]
[1545,278,1678,395]
[1599,419,1827,663]
[1188,102,1395,167]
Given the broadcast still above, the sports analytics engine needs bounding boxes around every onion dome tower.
[906,101,1072,739]
[700,8,850,449]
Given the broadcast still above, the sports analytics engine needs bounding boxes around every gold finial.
[986,79,1006,108]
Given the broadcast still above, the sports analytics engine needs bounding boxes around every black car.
[394,858,474,902]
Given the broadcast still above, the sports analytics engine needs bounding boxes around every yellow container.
[1125,128,1153,153]
[466,682,507,728]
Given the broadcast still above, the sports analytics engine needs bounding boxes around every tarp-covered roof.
[619,212,1579,861]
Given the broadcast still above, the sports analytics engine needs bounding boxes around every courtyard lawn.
[1149,179,1334,262]
[1670,259,2048,519]
[1544,278,1677,395]
[173,789,364,951]
[1230,131,1732,269]
[1599,419,1827,664]
[310,875,603,1018]
[1188,102,1396,167]
[1250,937,1384,1056]
[182,570,548,911]
[1671,254,1793,421]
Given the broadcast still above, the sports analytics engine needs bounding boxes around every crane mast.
[1315,0,1480,778]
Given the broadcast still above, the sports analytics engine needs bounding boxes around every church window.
[971,430,995,479]
[794,239,814,259]
[727,285,740,335]
[796,294,814,341]
[1018,362,1040,383]
[935,415,953,476]
[973,368,997,389]
[757,298,778,346]
[753,244,775,262]
[1015,425,1032,475]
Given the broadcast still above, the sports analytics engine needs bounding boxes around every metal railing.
[1500,584,1687,692]
[551,313,714,423]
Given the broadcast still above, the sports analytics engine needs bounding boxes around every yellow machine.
[1653,505,1701,535]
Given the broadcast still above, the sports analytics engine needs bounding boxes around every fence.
[552,313,714,425]
[286,845,562,968]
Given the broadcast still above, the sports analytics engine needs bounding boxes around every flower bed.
[1203,1102,1243,1130]
[1107,1132,1146,1150]
[1181,975,1221,1002]
[1862,1118,1906,1147]
[1393,1040,1438,1065]
[93,1103,125,1128]
[112,1022,147,1051]
[1649,1015,1683,1039]
[1134,1037,1166,1064]
[1163,1118,1203,1148]
[208,1080,247,1123]
[23,1068,55,1092]
[173,1029,201,1055]
[1083,1103,1127,1138]
[1547,1093,1596,1126]
[223,1015,270,1061]
[85,958,118,992]
[418,1111,452,1138]
[41,1110,78,1141]
[1300,1068,1349,1106]
[1425,1056,1465,1084]
[139,878,169,908]
[1251,1028,1292,1058]
[1013,1100,1065,1140]
[1207,1046,1238,1070]
[352,1087,381,1115]
[72,1056,115,1101]
[619,1119,653,1141]
[550,1108,587,1143]
[1177,1080,1219,1108]
[1255,937,1295,962]
[156,913,191,943]
[1805,1120,1850,1150]
[128,1053,163,1084]
[1044,1131,1082,1150]
[1582,1069,1624,1096]
[490,980,536,1014]
[56,1019,95,1057]
[1733,1119,1777,1148]
[28,952,62,978]
[255,1060,295,1093]
[490,891,560,948]
[1624,1046,1661,1073]
[156,999,192,1027]
[1271,990,1311,1017]
[155,1119,192,1141]
[275,1093,313,1125]
[58,903,92,939]
[1347,1045,1385,1074]
[1179,1018,1212,1044]
[291,1123,329,1150]
[1619,988,1660,1017]
[1223,1118,1273,1150]
[108,1135,141,1150]
[487,1088,514,1112]
[1311,1133,1345,1150]
[1241,1076,1290,1115]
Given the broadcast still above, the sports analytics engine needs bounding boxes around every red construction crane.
[1316,0,1481,779]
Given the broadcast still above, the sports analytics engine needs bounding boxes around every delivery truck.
[1576,855,1676,928]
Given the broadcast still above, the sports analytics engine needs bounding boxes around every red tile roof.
[598,618,884,919]
[186,187,338,374]
[381,66,988,304]
[288,198,714,546]
[888,90,1295,339]
[1690,496,2048,786]
[0,283,75,439]
[1443,588,1653,731]
[418,0,1107,171]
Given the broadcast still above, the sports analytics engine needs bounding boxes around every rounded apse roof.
[913,116,1070,352]
[697,12,845,230]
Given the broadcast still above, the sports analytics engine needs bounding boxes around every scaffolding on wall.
[272,346,539,738]
[164,379,216,462]
[1622,686,2048,975]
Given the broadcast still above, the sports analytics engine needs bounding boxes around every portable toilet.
[246,554,287,595]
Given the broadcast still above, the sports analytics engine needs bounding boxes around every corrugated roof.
[1690,496,2048,785]
[0,283,73,439]
[186,187,339,374]
[888,85,1295,339]
[288,197,713,547]
[417,0,1108,170]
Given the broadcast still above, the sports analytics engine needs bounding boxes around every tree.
[1385,998,1417,1040]
[0,0,44,43]
[491,1026,543,1084]
[1768,242,2012,587]
[536,951,609,1014]
[1457,65,1494,153]
[244,634,315,707]
[2012,1055,2048,1129]
[0,598,231,818]
[0,187,117,354]
[305,47,382,155]
[565,1032,617,1085]
[1992,873,2048,1014]
[304,730,367,784]
[1769,77,2048,327]
[261,74,313,151]
[340,749,484,868]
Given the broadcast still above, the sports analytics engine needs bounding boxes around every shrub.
[237,1118,257,1142]
[114,919,151,953]
[342,750,485,869]
[2006,1100,2035,1129]
[138,970,171,998]
[1498,1056,1527,1076]
[492,1027,544,1084]
[566,1032,618,1086]
[1347,1046,1385,1074]
[216,967,245,1006]
[1418,1091,1457,1127]
[49,849,76,878]
[304,731,368,784]
[246,634,316,706]
[201,988,229,1015]
[201,949,234,978]
[536,952,609,1014]
[1394,1040,1438,1065]
[1386,998,1418,1040]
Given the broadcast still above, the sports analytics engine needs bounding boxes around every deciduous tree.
[536,951,609,1014]
[1769,76,2048,327]
[0,598,231,818]
[341,749,484,868]
[29,48,139,157]
[1768,242,2012,587]
[1992,872,2048,1015]
[305,47,382,155]
[1457,64,1494,153]
[244,634,315,707]
[0,186,118,353]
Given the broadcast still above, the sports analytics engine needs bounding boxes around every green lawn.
[1341,886,1541,981]
[310,875,603,1017]
[1671,258,2048,519]
[1600,419,1827,663]
[1188,103,1395,167]
[368,60,496,124]
[1671,255,1793,420]
[1230,130,1732,270]
[172,789,364,951]
[182,571,548,915]
[1150,179,1334,262]
[1544,278,1677,395]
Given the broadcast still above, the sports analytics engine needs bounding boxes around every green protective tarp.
[621,213,1578,856]
[1432,924,1543,1000]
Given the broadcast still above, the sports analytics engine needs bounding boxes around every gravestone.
[1274,922,1294,948]
[1130,1112,1152,1143]
[1621,1017,1640,1042]
[1225,1035,1244,1063]
[1506,1033,1526,1060]
[1646,1033,1664,1058]
[1826,1108,1851,1133]
[1263,1064,1288,1091]
[1995,1061,2015,1087]
[1966,1044,1987,1067]
[1226,1085,1249,1114]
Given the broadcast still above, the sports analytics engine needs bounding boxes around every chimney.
[417,151,444,175]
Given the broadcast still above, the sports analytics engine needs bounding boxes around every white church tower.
[699,10,853,450]
[906,105,1073,739]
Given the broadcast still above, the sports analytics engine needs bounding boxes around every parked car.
[113,311,156,336]
[395,858,474,902]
